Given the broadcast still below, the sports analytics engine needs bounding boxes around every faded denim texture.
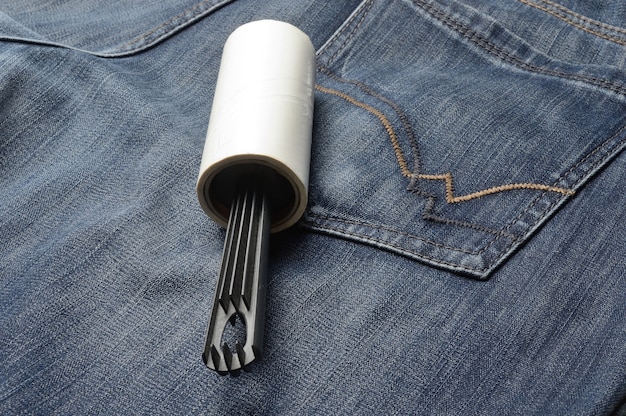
[1,0,626,414]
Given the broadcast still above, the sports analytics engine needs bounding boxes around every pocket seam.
[103,0,236,56]
[411,0,626,97]
[307,212,515,256]
[518,0,626,46]
[317,0,375,67]
[305,213,501,273]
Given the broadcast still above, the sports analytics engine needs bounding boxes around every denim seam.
[418,194,519,239]
[305,214,490,273]
[314,83,412,175]
[311,0,625,275]
[443,120,626,269]
[518,0,626,46]
[478,122,626,272]
[110,0,234,55]
[415,173,573,202]
[306,212,517,255]
[116,0,218,50]
[412,0,626,97]
[0,0,235,57]
[315,0,368,57]
[318,0,375,67]
[328,0,374,67]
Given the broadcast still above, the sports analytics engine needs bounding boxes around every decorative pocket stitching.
[501,121,626,237]
[313,71,576,245]
[309,65,626,275]
[315,70,575,207]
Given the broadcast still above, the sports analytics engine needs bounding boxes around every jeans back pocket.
[306,0,626,279]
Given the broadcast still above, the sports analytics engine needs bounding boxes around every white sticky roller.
[196,20,316,233]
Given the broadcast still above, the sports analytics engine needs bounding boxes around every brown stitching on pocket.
[484,121,626,269]
[318,64,422,173]
[315,84,575,203]
[315,83,413,177]
[519,0,626,46]
[418,194,517,237]
[416,173,574,203]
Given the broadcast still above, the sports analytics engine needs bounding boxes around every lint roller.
[196,20,315,375]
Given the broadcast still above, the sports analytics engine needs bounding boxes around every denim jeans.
[1,0,626,414]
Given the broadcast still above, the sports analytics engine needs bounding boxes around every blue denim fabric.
[1,0,626,414]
